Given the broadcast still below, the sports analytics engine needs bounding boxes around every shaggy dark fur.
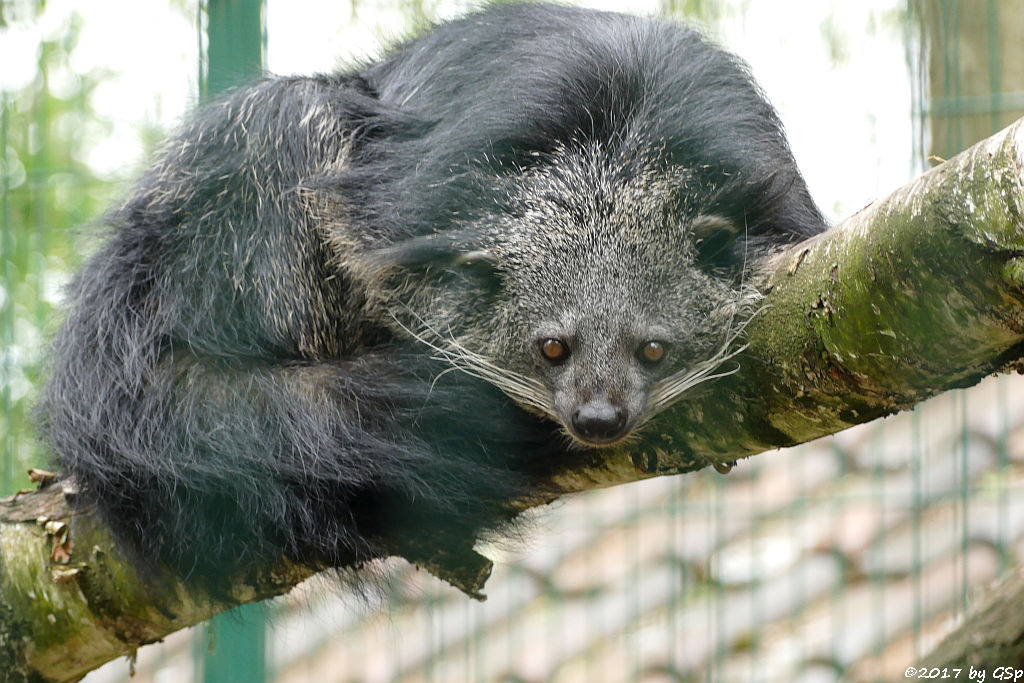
[36,4,825,588]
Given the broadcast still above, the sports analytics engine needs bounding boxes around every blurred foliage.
[660,0,731,28]
[0,0,42,29]
[1,3,119,494]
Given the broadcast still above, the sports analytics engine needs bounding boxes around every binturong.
[36,3,826,590]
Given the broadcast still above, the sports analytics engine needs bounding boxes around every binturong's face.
[478,143,761,448]
[377,142,762,449]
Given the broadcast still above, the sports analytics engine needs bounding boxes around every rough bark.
[1,117,1022,681]
[0,480,314,682]
[917,562,1024,672]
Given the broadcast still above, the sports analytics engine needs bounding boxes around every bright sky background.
[1,0,914,223]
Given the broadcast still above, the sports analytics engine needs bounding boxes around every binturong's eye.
[539,338,571,364]
[638,340,667,364]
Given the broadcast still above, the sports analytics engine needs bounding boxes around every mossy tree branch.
[0,480,315,682]
[2,117,1023,681]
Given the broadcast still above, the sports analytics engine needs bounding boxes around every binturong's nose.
[571,398,629,445]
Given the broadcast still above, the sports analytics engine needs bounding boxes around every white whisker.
[391,309,556,417]
[642,291,759,420]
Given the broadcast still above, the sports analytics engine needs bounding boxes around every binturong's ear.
[443,247,501,294]
[451,249,499,274]
[363,232,500,285]
[690,213,744,272]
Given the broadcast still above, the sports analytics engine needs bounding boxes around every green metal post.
[203,0,265,97]
[199,608,268,683]
[198,1,268,682]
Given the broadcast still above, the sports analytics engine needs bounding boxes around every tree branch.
[918,562,1024,671]
[2,117,1022,680]
[0,482,314,682]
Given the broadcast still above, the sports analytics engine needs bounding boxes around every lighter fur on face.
[392,312,558,419]
[643,288,762,420]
